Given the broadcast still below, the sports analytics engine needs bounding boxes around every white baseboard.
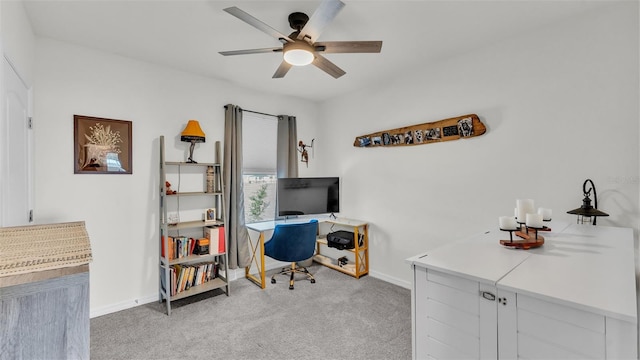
[90,293,158,319]
[90,263,287,318]
[369,270,411,290]
[90,265,410,318]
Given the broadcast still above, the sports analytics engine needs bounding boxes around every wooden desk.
[245,216,368,288]
[245,218,316,289]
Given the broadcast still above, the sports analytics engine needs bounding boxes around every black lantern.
[567,179,609,225]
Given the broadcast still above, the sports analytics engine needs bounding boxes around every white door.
[1,57,32,226]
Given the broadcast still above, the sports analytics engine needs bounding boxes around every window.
[242,112,278,223]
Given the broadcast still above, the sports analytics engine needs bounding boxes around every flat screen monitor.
[277,177,339,217]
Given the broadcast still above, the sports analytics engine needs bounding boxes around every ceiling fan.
[219,0,382,79]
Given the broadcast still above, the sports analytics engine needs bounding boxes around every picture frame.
[74,115,132,174]
[204,208,216,223]
[167,212,179,225]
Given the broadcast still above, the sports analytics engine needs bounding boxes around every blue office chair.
[264,219,318,290]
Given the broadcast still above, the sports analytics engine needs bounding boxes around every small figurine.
[165,181,176,195]
[298,139,314,167]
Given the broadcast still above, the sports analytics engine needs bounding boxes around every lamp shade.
[181,120,206,143]
[567,196,610,217]
[566,179,608,225]
[283,41,315,66]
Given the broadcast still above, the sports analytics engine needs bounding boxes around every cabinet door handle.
[481,291,496,301]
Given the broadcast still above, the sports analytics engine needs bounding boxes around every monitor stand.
[329,213,337,219]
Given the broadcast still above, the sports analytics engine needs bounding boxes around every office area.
[1,0,638,358]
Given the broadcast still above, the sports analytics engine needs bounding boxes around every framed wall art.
[74,115,132,174]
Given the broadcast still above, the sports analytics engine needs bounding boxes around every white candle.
[538,207,552,221]
[526,213,543,228]
[499,216,518,230]
[516,199,535,223]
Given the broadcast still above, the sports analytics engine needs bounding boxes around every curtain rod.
[243,109,279,118]
[224,105,278,118]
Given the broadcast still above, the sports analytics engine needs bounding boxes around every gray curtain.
[277,115,299,178]
[224,104,250,269]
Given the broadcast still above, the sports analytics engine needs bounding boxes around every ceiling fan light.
[284,49,314,66]
[283,41,314,66]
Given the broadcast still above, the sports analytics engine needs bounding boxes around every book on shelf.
[203,263,209,283]
[185,265,194,291]
[176,265,187,293]
[164,236,210,261]
[171,267,176,296]
[161,236,174,260]
[193,264,201,286]
[169,261,216,295]
[205,226,226,255]
[179,237,187,258]
[189,238,196,256]
[174,237,182,259]
[217,227,225,254]
[183,265,192,291]
[160,267,167,293]
[194,238,210,255]
[194,262,205,286]
[209,262,215,281]
[201,263,209,284]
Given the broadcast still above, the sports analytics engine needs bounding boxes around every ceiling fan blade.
[297,0,345,42]
[219,47,282,56]
[224,7,293,43]
[315,41,383,54]
[312,54,346,79]
[273,61,293,78]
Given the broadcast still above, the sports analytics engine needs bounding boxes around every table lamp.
[181,120,205,163]
[566,178,609,225]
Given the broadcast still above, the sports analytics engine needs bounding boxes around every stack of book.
[161,236,196,260]
[205,226,226,255]
[161,262,217,296]
[161,226,225,259]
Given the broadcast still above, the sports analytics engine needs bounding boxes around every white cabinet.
[410,229,528,359]
[498,292,608,359]
[414,267,498,359]
[408,223,637,360]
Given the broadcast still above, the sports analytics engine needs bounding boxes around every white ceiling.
[22,0,611,103]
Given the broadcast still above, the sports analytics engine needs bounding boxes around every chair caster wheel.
[310,279,316,283]
[271,279,276,284]
[289,285,294,290]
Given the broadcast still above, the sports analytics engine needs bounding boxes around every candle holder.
[500,222,545,250]
[499,228,517,243]
[500,201,550,249]
[527,225,544,240]
[538,207,552,231]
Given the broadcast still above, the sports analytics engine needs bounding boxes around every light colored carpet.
[90,264,411,360]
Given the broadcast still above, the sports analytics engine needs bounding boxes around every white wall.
[33,38,319,316]
[317,3,639,287]
[15,0,640,319]
[1,0,35,85]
